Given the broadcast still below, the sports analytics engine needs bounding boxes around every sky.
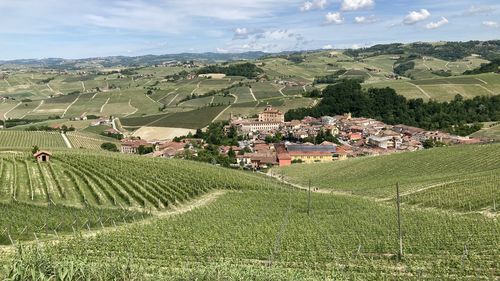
[0,0,499,60]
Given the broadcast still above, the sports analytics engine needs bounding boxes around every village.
[119,105,483,170]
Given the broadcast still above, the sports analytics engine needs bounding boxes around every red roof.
[33,150,52,157]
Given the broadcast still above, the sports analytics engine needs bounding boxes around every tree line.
[196,63,263,79]
[285,80,500,136]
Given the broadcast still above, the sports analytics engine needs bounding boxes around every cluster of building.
[119,105,483,170]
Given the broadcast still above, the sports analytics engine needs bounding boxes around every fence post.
[308,179,312,216]
[396,182,403,261]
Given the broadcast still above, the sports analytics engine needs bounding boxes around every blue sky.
[0,0,499,60]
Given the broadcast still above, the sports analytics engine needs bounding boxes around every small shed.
[33,151,52,162]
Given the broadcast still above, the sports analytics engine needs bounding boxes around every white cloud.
[464,5,494,16]
[341,0,374,11]
[233,27,249,39]
[403,9,431,25]
[354,15,377,24]
[220,29,308,53]
[425,17,449,29]
[325,12,344,24]
[216,47,229,53]
[322,44,333,49]
[483,21,499,28]
[300,0,327,12]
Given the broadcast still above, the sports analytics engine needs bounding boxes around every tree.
[101,142,118,152]
[138,145,154,155]
[32,145,39,155]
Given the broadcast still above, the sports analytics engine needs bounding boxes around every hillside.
[4,190,499,280]
[0,146,499,279]
[274,143,500,212]
[0,130,119,150]
[2,41,500,138]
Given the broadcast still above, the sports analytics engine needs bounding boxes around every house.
[120,139,151,154]
[285,143,336,164]
[258,105,285,123]
[275,144,292,166]
[91,117,111,126]
[34,151,52,162]
[367,136,392,149]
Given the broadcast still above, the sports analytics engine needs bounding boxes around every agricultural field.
[0,131,67,149]
[363,73,500,101]
[4,189,499,280]
[0,150,274,209]
[120,106,227,129]
[0,130,118,151]
[470,122,500,141]
[273,143,500,213]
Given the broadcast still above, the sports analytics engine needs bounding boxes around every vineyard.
[0,151,275,210]
[0,131,67,149]
[0,130,119,151]
[8,190,499,280]
[274,143,500,213]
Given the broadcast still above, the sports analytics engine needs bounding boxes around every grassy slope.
[17,190,500,280]
[274,144,500,211]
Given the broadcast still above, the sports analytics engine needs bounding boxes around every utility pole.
[396,182,403,261]
[308,179,311,216]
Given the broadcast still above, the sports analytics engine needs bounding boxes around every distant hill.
[0,52,269,70]
[345,40,500,61]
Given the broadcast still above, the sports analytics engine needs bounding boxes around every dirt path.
[249,87,257,101]
[476,84,496,95]
[20,100,44,119]
[0,190,226,256]
[156,88,178,102]
[4,78,11,87]
[209,94,237,123]
[167,93,179,106]
[123,99,138,117]
[407,82,431,99]
[190,81,201,96]
[61,133,73,148]
[100,97,110,113]
[278,86,286,97]
[81,81,86,92]
[3,102,21,119]
[61,94,81,118]
[475,78,488,84]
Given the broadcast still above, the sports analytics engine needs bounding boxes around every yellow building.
[289,152,333,163]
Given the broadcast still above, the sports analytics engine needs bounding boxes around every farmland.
[273,143,500,213]
[2,49,499,136]
[0,130,119,151]
[0,143,498,279]
[4,189,499,280]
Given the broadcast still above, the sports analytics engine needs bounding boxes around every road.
[61,133,73,148]
[249,87,257,101]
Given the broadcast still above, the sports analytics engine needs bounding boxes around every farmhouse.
[33,151,52,162]
[120,139,151,154]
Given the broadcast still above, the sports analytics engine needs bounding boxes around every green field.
[0,146,499,279]
[120,106,227,129]
[0,130,119,151]
[274,143,500,212]
[5,189,499,280]
[470,122,500,141]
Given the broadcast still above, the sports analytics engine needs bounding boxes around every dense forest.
[285,80,500,135]
[345,41,500,61]
[196,62,263,79]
